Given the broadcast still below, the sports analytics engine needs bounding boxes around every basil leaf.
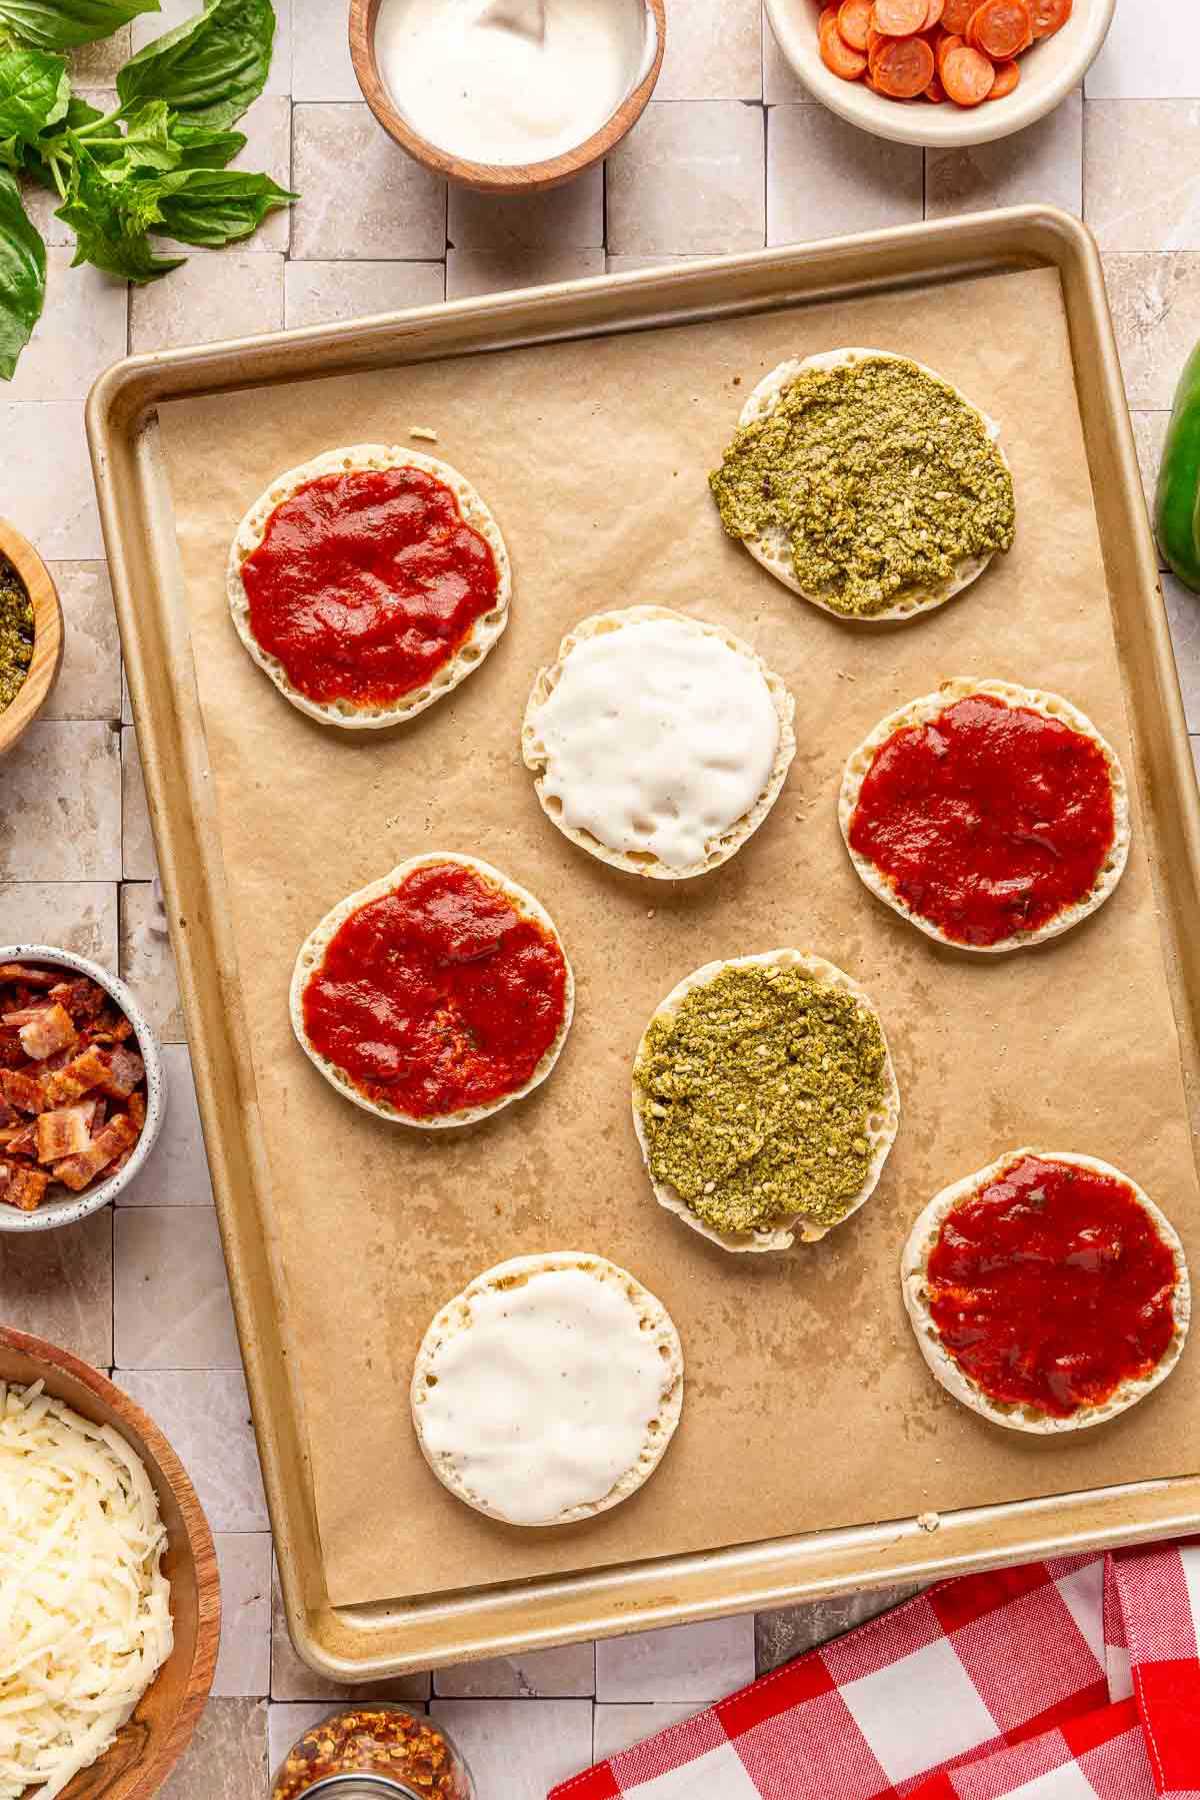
[0,165,44,378]
[171,117,244,166]
[0,49,68,151]
[151,163,291,243]
[56,142,182,280]
[62,93,104,128]
[116,0,275,128]
[0,0,159,50]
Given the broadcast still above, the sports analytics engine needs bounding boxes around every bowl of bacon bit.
[769,0,1113,145]
[0,947,164,1231]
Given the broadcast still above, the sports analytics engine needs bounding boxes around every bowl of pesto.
[0,520,63,755]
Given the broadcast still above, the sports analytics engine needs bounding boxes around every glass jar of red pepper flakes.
[269,1705,475,1799]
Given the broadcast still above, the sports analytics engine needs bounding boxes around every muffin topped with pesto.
[710,348,1015,624]
[632,950,900,1253]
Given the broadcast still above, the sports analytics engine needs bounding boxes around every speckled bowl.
[767,0,1114,149]
[0,945,166,1233]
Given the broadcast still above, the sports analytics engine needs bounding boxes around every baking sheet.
[156,263,1200,1610]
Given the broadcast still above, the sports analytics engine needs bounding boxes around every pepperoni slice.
[940,41,996,102]
[987,57,1020,96]
[967,0,1033,56]
[941,0,976,29]
[872,31,935,94]
[838,0,874,49]
[820,9,869,77]
[872,0,927,34]
[924,74,946,99]
[1029,0,1071,34]
[935,29,962,73]
[867,24,886,54]
[922,0,946,25]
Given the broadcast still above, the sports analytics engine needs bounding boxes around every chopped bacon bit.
[36,1105,96,1164]
[10,1003,78,1062]
[54,1114,138,1192]
[49,977,108,1021]
[0,1097,14,1129]
[41,1046,112,1107]
[107,1141,138,1177]
[0,965,57,987]
[5,1122,38,1159]
[0,1068,46,1114]
[0,1033,26,1069]
[95,1012,134,1043]
[127,1090,147,1132]
[2,1164,49,1211]
[97,1045,145,1099]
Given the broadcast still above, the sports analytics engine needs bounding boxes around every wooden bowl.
[0,518,63,756]
[0,1327,221,1800]
[349,0,666,194]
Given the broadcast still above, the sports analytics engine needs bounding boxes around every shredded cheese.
[0,1382,172,1800]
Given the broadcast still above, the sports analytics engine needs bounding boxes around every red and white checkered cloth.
[550,1540,1200,1800]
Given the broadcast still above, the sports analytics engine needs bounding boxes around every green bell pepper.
[1156,341,1200,591]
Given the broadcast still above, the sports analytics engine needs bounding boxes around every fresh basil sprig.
[0,163,43,377]
[0,0,160,51]
[55,138,186,279]
[117,0,275,128]
[0,0,295,375]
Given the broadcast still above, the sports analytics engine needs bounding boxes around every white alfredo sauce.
[531,617,781,871]
[373,0,654,167]
[416,1269,668,1525]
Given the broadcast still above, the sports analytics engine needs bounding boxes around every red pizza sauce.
[847,694,1116,947]
[301,861,568,1118]
[926,1154,1179,1419]
[240,467,500,707]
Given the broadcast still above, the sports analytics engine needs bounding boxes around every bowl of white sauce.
[349,0,665,192]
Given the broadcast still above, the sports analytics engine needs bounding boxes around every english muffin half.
[411,1251,684,1526]
[710,348,1014,623]
[839,678,1130,953]
[522,606,796,879]
[632,949,900,1253]
[291,852,573,1128]
[902,1149,1190,1433]
[228,443,511,727]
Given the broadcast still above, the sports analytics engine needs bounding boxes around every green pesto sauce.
[634,964,889,1235]
[0,558,33,714]
[709,357,1016,619]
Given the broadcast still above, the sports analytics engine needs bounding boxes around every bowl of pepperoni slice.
[767,0,1112,146]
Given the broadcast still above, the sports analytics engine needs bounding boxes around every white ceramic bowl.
[0,945,165,1233]
[766,0,1114,148]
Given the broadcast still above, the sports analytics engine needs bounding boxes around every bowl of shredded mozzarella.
[0,1327,219,1800]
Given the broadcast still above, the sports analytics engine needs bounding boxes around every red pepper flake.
[271,1706,472,1800]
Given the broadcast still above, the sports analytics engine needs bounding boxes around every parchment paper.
[158,265,1200,1608]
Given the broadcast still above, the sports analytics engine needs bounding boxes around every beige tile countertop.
[2,0,1200,1792]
